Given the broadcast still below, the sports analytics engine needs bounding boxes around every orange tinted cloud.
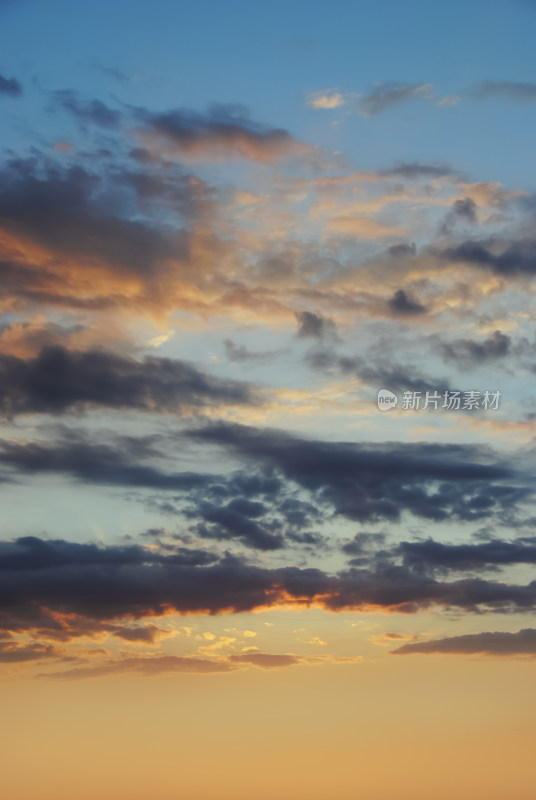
[136,107,315,164]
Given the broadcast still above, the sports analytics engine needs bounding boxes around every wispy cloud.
[474,80,536,102]
[393,628,536,657]
[358,82,435,116]
[306,83,459,116]
[306,90,347,109]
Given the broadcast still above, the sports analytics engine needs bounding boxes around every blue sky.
[3,0,536,185]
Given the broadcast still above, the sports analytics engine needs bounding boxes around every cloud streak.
[2,536,536,636]
[0,346,261,417]
[358,83,434,116]
[393,628,536,656]
[474,80,536,102]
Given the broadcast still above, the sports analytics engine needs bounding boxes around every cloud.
[358,83,434,116]
[40,649,356,680]
[228,652,300,668]
[223,339,278,363]
[0,433,318,551]
[0,319,88,358]
[438,330,511,369]
[307,86,457,118]
[392,628,536,656]
[388,242,417,258]
[0,346,261,417]
[191,500,285,551]
[457,182,526,208]
[438,238,536,276]
[378,162,456,180]
[343,532,536,577]
[307,349,449,396]
[0,157,191,311]
[342,532,388,559]
[398,537,536,575]
[0,433,219,491]
[0,160,167,270]
[189,422,525,523]
[42,654,237,680]
[436,95,460,107]
[324,215,406,239]
[0,640,58,662]
[3,536,536,639]
[53,90,122,128]
[92,62,130,84]
[0,73,22,97]
[474,81,536,102]
[307,90,346,110]
[136,104,313,163]
[388,289,427,316]
[438,197,478,235]
[295,311,337,339]
[0,419,528,530]
[452,197,478,221]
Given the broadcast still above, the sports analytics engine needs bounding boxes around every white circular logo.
[377,389,398,411]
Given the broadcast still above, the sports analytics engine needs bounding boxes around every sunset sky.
[1,1,536,798]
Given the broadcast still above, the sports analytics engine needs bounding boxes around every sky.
[1,1,536,798]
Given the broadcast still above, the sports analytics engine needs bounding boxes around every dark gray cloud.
[359,83,433,116]
[0,433,220,492]
[0,431,320,550]
[0,535,216,572]
[2,536,536,640]
[398,537,536,575]
[223,338,278,363]
[0,420,528,539]
[188,422,526,523]
[342,532,388,558]
[191,500,285,551]
[438,330,511,369]
[438,238,536,276]
[0,73,22,97]
[308,349,450,395]
[342,531,536,576]
[452,197,477,221]
[296,311,337,339]
[388,289,427,316]
[0,346,261,417]
[152,477,323,553]
[392,628,536,656]
[474,81,536,102]
[438,197,478,236]
[53,90,122,128]
[122,169,213,220]
[388,242,417,258]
